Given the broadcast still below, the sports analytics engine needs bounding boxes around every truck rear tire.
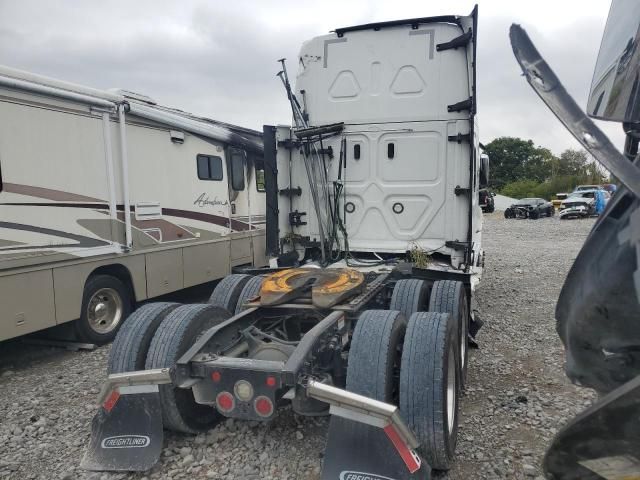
[146,304,230,433]
[429,280,469,389]
[400,312,459,471]
[346,310,406,401]
[75,274,133,345]
[389,279,429,320]
[108,302,180,373]
[234,275,264,314]
[208,274,252,314]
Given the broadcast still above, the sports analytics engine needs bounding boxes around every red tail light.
[211,371,221,382]
[266,376,277,388]
[254,396,274,418]
[216,391,235,413]
[103,389,120,413]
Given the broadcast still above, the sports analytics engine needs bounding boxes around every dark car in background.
[504,197,554,219]
[479,188,495,213]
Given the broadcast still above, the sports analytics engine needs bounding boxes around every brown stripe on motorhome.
[0,198,256,232]
[2,183,103,202]
[0,239,25,248]
[0,202,109,209]
[115,212,196,242]
[0,221,110,250]
[161,208,253,231]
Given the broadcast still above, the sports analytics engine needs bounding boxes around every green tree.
[484,137,556,189]
[557,149,588,176]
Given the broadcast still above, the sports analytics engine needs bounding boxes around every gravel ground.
[0,213,597,480]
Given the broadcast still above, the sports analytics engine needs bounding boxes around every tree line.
[483,137,607,199]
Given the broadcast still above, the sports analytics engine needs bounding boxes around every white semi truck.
[83,7,486,479]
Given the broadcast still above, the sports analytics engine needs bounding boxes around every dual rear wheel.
[347,278,470,470]
[109,303,230,433]
[108,274,468,471]
[108,274,265,434]
[391,279,469,389]
[347,309,459,471]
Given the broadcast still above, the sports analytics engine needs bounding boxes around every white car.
[559,189,609,219]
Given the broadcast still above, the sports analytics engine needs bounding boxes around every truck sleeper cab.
[83,8,483,480]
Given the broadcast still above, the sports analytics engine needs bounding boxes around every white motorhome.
[0,66,267,344]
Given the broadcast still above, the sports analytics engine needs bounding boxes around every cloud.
[478,14,625,154]
[0,0,625,155]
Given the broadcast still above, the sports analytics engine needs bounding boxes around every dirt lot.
[0,213,596,480]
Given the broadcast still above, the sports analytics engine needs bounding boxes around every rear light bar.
[254,396,274,417]
[216,391,235,413]
[234,380,254,402]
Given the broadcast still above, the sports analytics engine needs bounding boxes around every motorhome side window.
[196,154,223,181]
[229,150,245,191]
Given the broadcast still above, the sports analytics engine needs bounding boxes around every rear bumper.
[559,206,588,217]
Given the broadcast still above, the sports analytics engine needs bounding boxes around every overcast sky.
[0,0,625,155]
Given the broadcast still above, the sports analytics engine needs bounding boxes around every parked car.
[559,189,610,219]
[479,189,495,213]
[504,197,554,219]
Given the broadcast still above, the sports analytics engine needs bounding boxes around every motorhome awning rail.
[128,103,263,154]
[0,64,263,152]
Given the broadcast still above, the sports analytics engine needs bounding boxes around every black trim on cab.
[263,125,280,257]
[334,15,462,37]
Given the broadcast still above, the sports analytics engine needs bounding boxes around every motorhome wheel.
[76,274,132,344]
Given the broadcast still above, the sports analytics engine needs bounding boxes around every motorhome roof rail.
[0,73,118,109]
[128,102,264,154]
[0,64,124,105]
[334,15,462,37]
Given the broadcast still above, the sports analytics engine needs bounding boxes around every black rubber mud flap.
[322,418,429,480]
[81,386,163,472]
[544,375,640,480]
[322,309,428,480]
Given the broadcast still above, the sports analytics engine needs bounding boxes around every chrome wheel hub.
[87,288,123,334]
[447,344,457,434]
[460,310,468,371]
